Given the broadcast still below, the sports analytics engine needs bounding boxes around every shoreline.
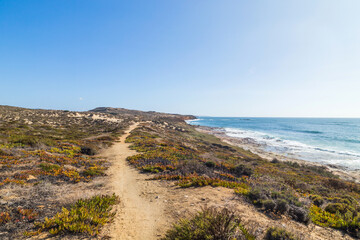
[194,125,360,183]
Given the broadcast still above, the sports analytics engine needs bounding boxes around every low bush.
[289,206,310,224]
[177,175,249,189]
[304,165,336,178]
[247,187,308,223]
[39,163,61,172]
[162,207,255,240]
[205,161,216,168]
[82,166,104,177]
[276,199,290,214]
[271,158,280,164]
[248,188,265,202]
[325,178,348,190]
[310,195,324,207]
[325,203,349,214]
[9,135,38,147]
[80,146,97,156]
[176,160,213,176]
[265,227,297,240]
[232,164,253,177]
[0,208,37,226]
[0,212,11,224]
[283,161,300,168]
[263,200,276,212]
[9,135,56,147]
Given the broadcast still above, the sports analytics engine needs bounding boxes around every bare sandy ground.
[100,123,353,240]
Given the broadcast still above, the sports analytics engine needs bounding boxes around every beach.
[195,125,360,183]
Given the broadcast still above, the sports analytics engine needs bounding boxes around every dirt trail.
[102,123,168,240]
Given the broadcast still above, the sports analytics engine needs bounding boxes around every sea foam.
[188,117,360,169]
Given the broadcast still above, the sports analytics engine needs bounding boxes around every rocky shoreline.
[195,125,360,183]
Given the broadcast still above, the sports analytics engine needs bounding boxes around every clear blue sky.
[1,1,359,117]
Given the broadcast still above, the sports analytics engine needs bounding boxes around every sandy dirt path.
[102,123,168,240]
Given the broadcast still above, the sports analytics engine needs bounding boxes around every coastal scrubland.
[1,105,360,239]
[125,118,360,239]
[0,106,132,239]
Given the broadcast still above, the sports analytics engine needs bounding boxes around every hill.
[0,105,359,239]
[90,107,195,121]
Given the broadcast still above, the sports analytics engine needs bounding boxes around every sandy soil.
[100,123,353,240]
[70,112,123,123]
[160,185,354,240]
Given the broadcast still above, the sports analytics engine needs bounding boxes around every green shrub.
[265,227,297,240]
[9,135,55,147]
[25,194,119,236]
[9,135,38,147]
[263,200,276,212]
[248,189,262,201]
[162,207,255,240]
[325,203,351,215]
[270,191,302,207]
[247,188,267,207]
[310,195,324,207]
[304,165,336,178]
[232,164,253,177]
[38,138,56,146]
[205,161,216,168]
[276,199,290,214]
[271,158,280,163]
[325,178,348,190]
[39,163,61,172]
[82,166,104,177]
[80,146,97,156]
[283,161,300,168]
[289,206,309,224]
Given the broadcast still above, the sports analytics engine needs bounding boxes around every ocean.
[187,117,360,170]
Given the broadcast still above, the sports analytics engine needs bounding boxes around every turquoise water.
[187,117,360,169]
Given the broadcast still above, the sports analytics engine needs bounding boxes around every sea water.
[187,117,360,170]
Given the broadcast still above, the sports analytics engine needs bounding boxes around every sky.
[1,0,360,117]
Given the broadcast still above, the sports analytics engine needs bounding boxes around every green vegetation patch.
[162,207,255,240]
[82,165,105,177]
[265,227,298,240]
[126,126,253,193]
[39,162,61,172]
[310,204,360,238]
[25,194,119,237]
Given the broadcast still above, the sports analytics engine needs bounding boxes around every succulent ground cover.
[24,194,119,237]
[126,121,360,238]
[0,106,132,239]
